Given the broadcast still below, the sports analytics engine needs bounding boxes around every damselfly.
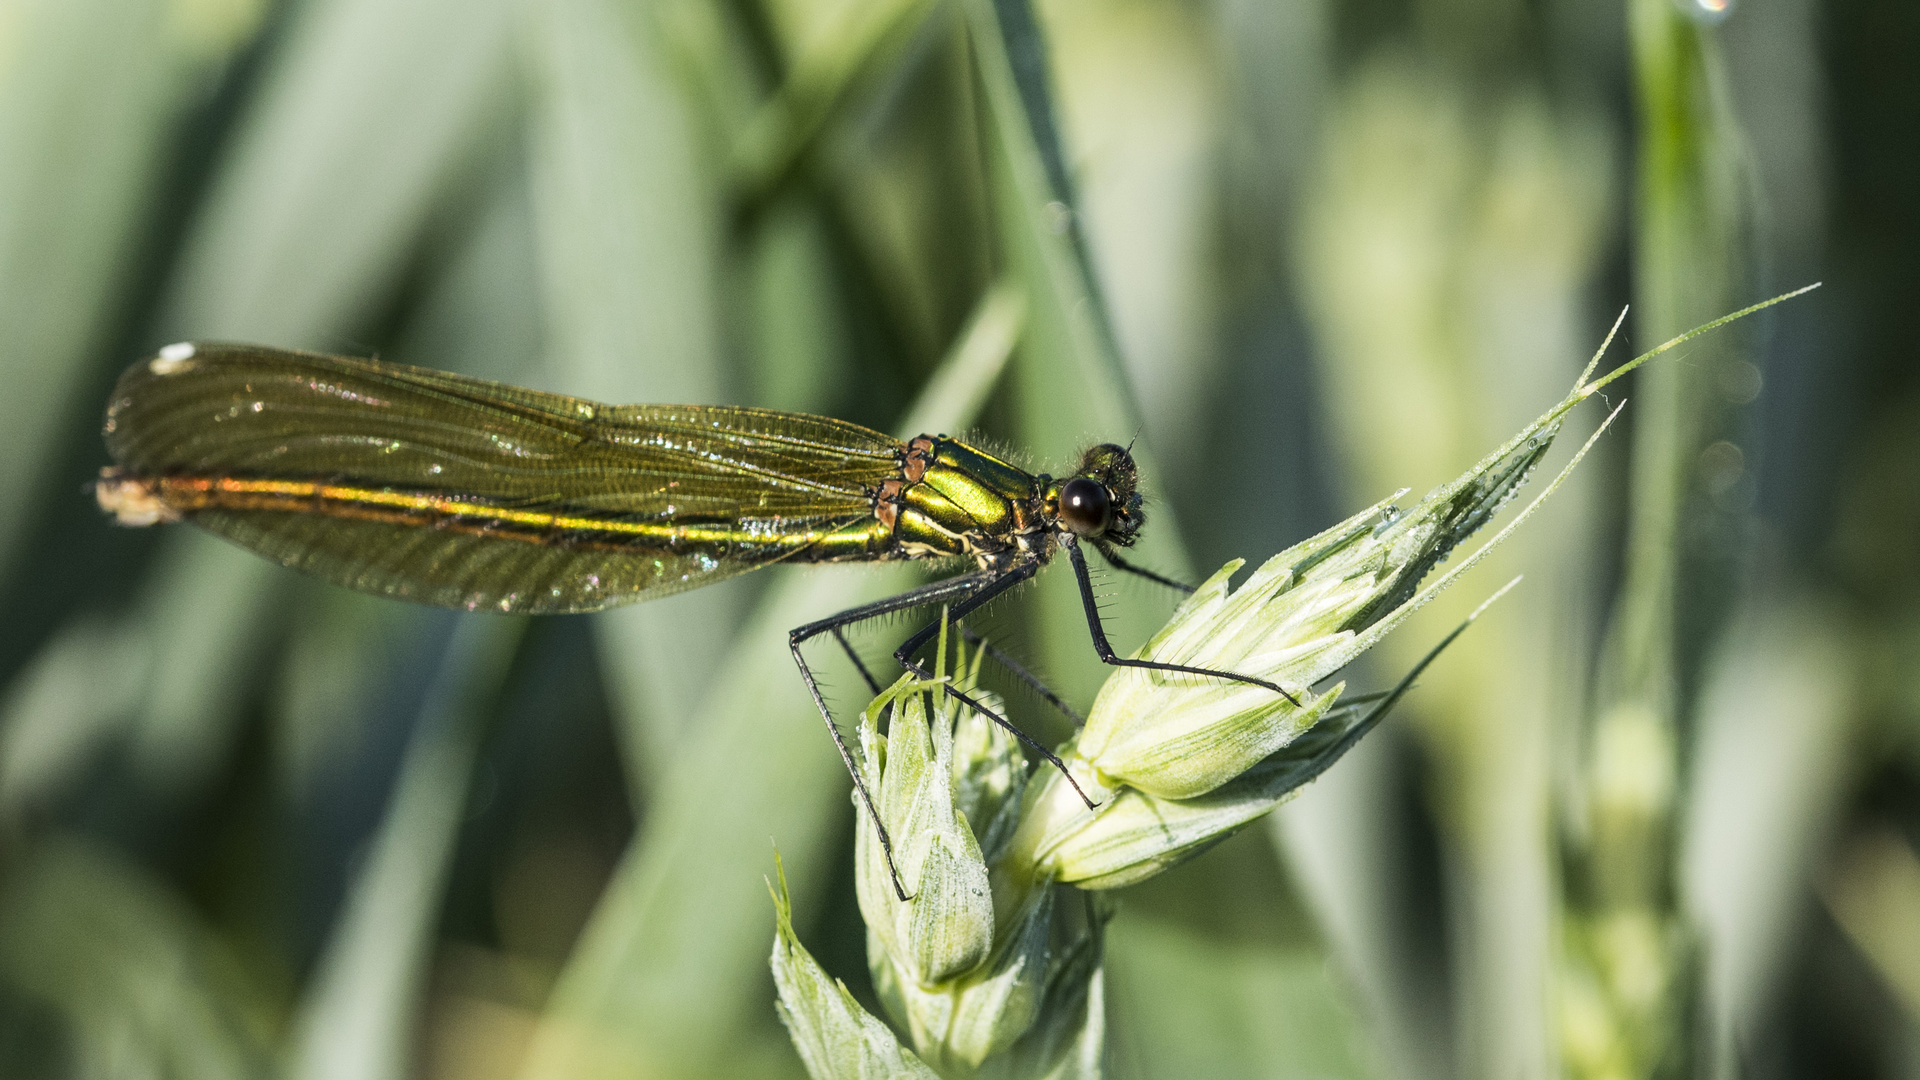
[97,342,1297,895]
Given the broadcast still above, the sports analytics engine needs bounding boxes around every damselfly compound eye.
[1058,477,1111,537]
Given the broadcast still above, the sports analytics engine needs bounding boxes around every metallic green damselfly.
[97,342,1296,895]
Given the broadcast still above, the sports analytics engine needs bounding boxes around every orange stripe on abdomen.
[106,471,816,553]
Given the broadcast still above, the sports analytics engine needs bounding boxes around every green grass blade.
[160,0,520,341]
[287,617,526,1080]
[0,529,285,815]
[0,838,276,1080]
[1104,914,1374,1080]
[525,0,726,407]
[728,0,936,207]
[0,0,261,572]
[0,614,150,818]
[894,279,1025,440]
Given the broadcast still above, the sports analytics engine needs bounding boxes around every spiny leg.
[889,560,1102,812]
[838,602,1081,728]
[791,570,999,901]
[1064,536,1303,707]
[841,611,1082,727]
[787,638,907,899]
[831,625,883,694]
[1096,545,1196,596]
[956,625,1085,727]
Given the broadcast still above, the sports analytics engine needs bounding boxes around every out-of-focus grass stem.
[288,617,526,1080]
[1556,3,1753,1077]
[727,0,935,211]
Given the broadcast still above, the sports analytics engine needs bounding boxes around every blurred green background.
[0,0,1914,1077]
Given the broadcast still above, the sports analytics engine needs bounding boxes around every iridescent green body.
[887,437,1049,562]
[96,343,1141,613]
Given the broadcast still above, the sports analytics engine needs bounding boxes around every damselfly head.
[1054,443,1142,546]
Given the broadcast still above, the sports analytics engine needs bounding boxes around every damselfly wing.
[100,343,918,612]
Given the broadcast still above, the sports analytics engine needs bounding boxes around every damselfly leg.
[794,544,1302,899]
[1063,537,1302,706]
